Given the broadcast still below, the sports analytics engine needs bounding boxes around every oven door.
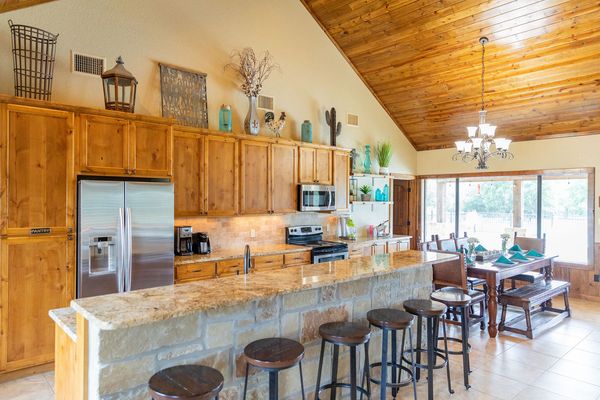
[313,251,349,264]
[299,184,336,211]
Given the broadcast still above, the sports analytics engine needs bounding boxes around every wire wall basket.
[9,20,59,101]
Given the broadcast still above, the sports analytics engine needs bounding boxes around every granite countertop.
[69,250,456,330]
[331,235,412,246]
[175,243,309,265]
[49,307,77,341]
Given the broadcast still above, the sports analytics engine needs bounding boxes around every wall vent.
[257,95,274,111]
[71,51,106,76]
[347,113,359,127]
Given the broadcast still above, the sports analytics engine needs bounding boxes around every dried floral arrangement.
[225,48,279,97]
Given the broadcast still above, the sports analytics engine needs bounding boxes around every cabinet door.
[271,143,298,213]
[253,254,284,273]
[372,242,386,255]
[79,114,129,175]
[333,151,350,210]
[298,147,315,183]
[315,149,333,184]
[173,131,205,217]
[388,240,409,253]
[130,121,172,177]
[205,136,238,216]
[3,105,74,236]
[0,235,73,371]
[240,140,270,214]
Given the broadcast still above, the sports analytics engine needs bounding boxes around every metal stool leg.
[331,344,339,400]
[426,317,435,400]
[299,361,306,400]
[364,342,371,398]
[242,362,250,400]
[315,340,325,400]
[441,316,455,395]
[461,306,471,388]
[396,328,406,398]
[408,327,418,400]
[350,346,357,400]
[268,371,278,400]
[380,328,388,400]
[391,330,397,398]
[416,315,422,382]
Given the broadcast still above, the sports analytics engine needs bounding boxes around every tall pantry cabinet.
[0,105,75,372]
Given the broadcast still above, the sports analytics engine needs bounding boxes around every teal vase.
[383,184,389,201]
[364,145,371,173]
[301,120,312,143]
[375,188,382,201]
[219,104,232,132]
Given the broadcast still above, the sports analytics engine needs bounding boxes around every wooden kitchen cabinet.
[299,147,332,184]
[253,254,284,272]
[205,136,238,216]
[271,143,298,213]
[371,242,387,255]
[2,105,75,237]
[78,115,172,177]
[333,150,350,210]
[175,262,216,283]
[217,259,244,277]
[130,121,172,177]
[284,251,311,266]
[240,140,271,214]
[173,130,205,217]
[79,114,130,175]
[0,235,73,372]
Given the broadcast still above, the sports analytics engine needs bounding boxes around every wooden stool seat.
[431,287,472,307]
[244,338,304,370]
[367,308,414,330]
[319,321,371,345]
[149,365,224,400]
[403,299,447,317]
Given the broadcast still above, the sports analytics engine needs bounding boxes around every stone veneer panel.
[86,266,432,399]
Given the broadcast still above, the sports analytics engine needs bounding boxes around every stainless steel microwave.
[298,184,336,211]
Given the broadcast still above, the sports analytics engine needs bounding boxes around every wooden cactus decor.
[325,107,342,146]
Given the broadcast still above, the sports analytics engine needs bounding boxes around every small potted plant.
[467,237,479,256]
[359,184,372,201]
[375,141,393,175]
[500,233,511,253]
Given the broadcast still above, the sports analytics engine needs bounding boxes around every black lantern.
[101,56,137,113]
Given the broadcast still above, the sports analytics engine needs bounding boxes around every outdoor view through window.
[423,171,590,264]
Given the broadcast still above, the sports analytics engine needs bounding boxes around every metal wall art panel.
[159,63,208,128]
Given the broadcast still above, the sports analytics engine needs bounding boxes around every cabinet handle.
[67,235,73,241]
[132,169,136,175]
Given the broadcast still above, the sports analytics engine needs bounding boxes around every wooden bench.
[498,280,571,339]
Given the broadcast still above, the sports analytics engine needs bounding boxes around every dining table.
[467,254,557,338]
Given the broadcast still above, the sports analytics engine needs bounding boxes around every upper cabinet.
[78,114,172,178]
[173,129,205,217]
[205,135,238,216]
[79,114,130,175]
[2,105,74,236]
[299,147,332,184]
[333,150,350,211]
[240,140,270,214]
[271,143,298,213]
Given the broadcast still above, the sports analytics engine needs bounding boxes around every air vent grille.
[347,113,359,127]
[72,51,105,76]
[257,95,274,111]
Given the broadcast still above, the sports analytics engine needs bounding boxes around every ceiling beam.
[0,0,54,13]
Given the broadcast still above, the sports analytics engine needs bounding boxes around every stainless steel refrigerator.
[77,179,174,298]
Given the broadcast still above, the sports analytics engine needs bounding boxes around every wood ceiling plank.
[0,0,54,13]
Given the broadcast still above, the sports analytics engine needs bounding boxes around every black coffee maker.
[192,232,211,254]
[174,226,193,256]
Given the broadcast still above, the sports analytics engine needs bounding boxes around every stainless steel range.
[286,225,349,264]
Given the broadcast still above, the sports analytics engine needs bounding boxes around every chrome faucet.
[376,220,390,237]
[243,244,252,274]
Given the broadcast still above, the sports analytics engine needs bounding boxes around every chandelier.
[453,37,513,169]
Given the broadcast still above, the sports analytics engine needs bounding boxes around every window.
[421,170,593,265]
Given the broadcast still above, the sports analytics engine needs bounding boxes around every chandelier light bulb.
[467,126,478,137]
[494,138,506,150]
[504,139,512,150]
[479,123,490,136]
[471,138,483,149]
[464,142,473,152]
[455,141,466,152]
[487,125,497,137]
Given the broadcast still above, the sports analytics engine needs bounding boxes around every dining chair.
[421,240,439,251]
[437,238,458,252]
[508,233,547,289]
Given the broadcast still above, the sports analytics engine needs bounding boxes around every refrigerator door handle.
[125,207,133,292]
[118,208,126,293]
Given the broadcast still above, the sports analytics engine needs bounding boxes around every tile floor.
[0,298,599,399]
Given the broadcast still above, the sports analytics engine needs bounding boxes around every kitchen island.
[50,250,456,400]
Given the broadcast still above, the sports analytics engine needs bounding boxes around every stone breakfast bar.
[50,250,456,400]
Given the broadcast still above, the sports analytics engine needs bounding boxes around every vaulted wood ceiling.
[302,0,600,150]
[0,0,54,13]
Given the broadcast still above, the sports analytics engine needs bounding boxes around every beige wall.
[0,0,415,173]
[417,135,599,237]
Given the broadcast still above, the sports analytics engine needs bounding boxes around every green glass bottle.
[363,144,372,173]
[219,104,232,132]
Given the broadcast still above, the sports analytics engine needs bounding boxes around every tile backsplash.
[175,213,338,250]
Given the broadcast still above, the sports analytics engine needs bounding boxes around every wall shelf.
[350,201,393,212]
[350,173,391,179]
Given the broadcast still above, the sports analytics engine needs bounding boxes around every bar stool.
[403,299,454,400]
[315,321,371,400]
[431,287,476,389]
[366,308,418,400]
[148,365,224,400]
[242,337,305,400]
